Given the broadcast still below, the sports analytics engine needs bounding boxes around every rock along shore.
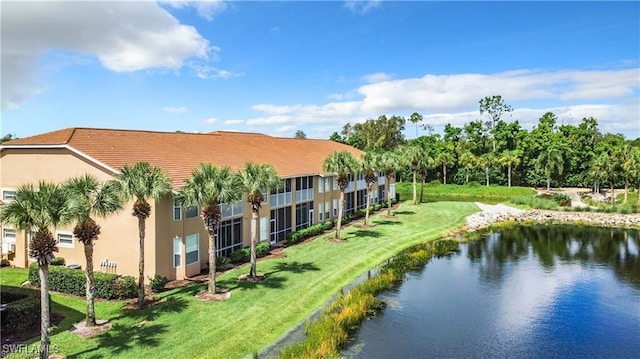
[466,203,640,231]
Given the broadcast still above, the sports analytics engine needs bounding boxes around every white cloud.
[1,1,215,109]
[203,117,218,124]
[189,63,244,80]
[164,0,228,21]
[163,106,187,114]
[344,1,382,15]
[243,67,640,138]
[222,119,244,125]
[361,72,394,83]
[275,125,295,133]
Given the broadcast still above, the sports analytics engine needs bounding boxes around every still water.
[343,225,640,358]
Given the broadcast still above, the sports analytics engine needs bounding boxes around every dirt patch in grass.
[70,319,112,338]
[195,288,231,302]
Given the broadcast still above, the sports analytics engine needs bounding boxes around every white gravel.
[466,202,526,230]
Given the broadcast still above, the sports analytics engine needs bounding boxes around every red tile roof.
[3,128,363,187]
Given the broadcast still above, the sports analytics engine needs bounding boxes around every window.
[296,202,313,230]
[173,237,181,267]
[319,203,324,221]
[270,206,292,243]
[216,218,243,257]
[324,177,331,192]
[57,232,74,247]
[333,199,338,216]
[173,199,182,221]
[345,192,355,214]
[3,228,16,239]
[357,189,367,209]
[186,234,199,265]
[333,177,338,190]
[295,176,314,203]
[270,179,292,208]
[221,200,243,219]
[185,204,199,219]
[2,190,16,201]
[325,201,330,220]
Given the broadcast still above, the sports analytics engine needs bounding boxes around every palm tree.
[399,144,424,205]
[116,162,172,306]
[0,182,76,359]
[378,151,401,215]
[588,153,608,195]
[630,148,640,201]
[435,151,456,185]
[179,163,240,294]
[499,150,521,187]
[417,152,435,203]
[408,112,423,138]
[360,152,379,226]
[458,151,477,184]
[64,175,123,326]
[323,151,359,239]
[617,144,636,204]
[237,163,281,279]
[536,147,564,191]
[480,153,496,187]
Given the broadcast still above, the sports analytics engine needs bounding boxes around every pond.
[342,225,640,358]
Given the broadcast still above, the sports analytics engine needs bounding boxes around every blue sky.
[2,1,639,140]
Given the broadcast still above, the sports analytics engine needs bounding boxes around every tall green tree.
[587,153,608,195]
[417,151,435,203]
[64,175,123,326]
[458,151,477,184]
[616,144,635,203]
[361,152,379,226]
[178,164,240,293]
[0,182,76,359]
[499,150,521,187]
[435,151,456,184]
[399,144,424,204]
[349,115,406,151]
[237,163,281,279]
[479,95,513,152]
[536,147,564,191]
[116,162,172,306]
[480,153,496,186]
[323,151,359,239]
[379,151,402,215]
[408,112,423,138]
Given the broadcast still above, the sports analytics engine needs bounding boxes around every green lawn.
[2,201,479,359]
[397,182,536,203]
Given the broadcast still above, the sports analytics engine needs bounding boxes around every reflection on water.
[343,225,640,359]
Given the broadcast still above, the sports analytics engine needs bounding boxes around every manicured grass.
[396,182,536,203]
[2,201,479,359]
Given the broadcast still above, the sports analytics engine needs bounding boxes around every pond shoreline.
[466,203,640,230]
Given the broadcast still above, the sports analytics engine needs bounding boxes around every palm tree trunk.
[249,210,258,278]
[624,177,629,203]
[336,190,345,238]
[85,242,96,326]
[443,164,447,184]
[365,185,372,226]
[419,175,426,203]
[547,177,551,191]
[466,170,469,183]
[137,217,145,306]
[508,165,512,187]
[39,264,50,359]
[610,182,615,205]
[386,177,392,216]
[208,230,217,294]
[485,167,490,187]
[412,170,417,205]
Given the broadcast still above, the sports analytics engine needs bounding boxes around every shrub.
[29,263,136,299]
[0,286,41,334]
[230,249,249,263]
[50,257,66,266]
[148,274,169,293]
[511,196,559,210]
[0,259,9,267]
[552,193,571,207]
[215,256,230,267]
[426,180,441,187]
[464,181,482,187]
[256,242,271,257]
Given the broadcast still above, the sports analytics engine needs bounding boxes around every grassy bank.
[396,182,536,203]
[2,201,478,359]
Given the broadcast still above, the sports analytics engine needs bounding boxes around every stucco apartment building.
[0,128,395,280]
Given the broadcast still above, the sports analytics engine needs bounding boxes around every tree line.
[329,96,640,200]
